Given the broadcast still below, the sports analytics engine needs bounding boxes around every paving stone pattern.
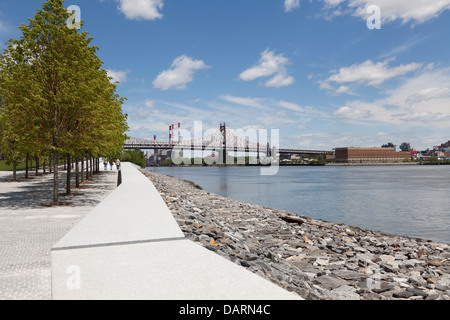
[0,167,117,300]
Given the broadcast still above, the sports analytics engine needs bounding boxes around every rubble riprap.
[141,169,450,300]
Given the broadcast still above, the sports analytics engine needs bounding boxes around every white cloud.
[143,99,155,108]
[322,0,450,25]
[219,95,269,110]
[323,0,345,6]
[239,49,295,88]
[117,0,164,21]
[153,55,210,90]
[284,0,300,12]
[319,58,423,94]
[278,100,305,112]
[333,106,372,119]
[264,73,296,88]
[220,95,312,114]
[107,69,129,84]
[331,67,450,127]
[377,35,429,59]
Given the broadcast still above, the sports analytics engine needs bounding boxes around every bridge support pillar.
[220,123,227,165]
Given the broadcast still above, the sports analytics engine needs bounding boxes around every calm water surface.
[149,165,450,244]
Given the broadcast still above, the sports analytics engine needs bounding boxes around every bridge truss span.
[123,125,332,156]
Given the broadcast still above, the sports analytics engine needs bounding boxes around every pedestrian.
[109,159,113,170]
[103,158,108,171]
[115,159,121,171]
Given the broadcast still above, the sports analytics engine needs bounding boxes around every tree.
[120,149,145,168]
[0,0,128,204]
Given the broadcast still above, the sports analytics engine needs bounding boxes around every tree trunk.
[66,155,71,195]
[86,154,89,180]
[81,155,85,183]
[43,158,46,174]
[75,157,79,188]
[49,156,52,173]
[13,160,17,181]
[35,155,39,175]
[25,153,29,179]
[53,150,59,204]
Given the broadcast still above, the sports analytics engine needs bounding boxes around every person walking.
[109,158,113,170]
[115,159,121,171]
[103,158,108,171]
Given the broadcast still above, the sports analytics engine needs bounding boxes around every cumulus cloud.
[117,0,164,21]
[284,0,300,12]
[319,58,423,94]
[321,0,450,25]
[106,69,129,84]
[153,55,210,90]
[239,49,295,88]
[331,67,450,128]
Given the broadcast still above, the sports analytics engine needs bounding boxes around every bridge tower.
[220,123,227,164]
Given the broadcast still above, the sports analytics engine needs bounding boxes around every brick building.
[334,147,411,163]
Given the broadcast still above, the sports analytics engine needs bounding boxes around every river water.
[148,165,450,244]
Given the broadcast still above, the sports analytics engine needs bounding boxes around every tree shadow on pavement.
[0,171,117,211]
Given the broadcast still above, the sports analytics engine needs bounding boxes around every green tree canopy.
[0,0,128,203]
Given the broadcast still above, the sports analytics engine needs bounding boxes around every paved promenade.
[51,162,301,300]
[0,166,118,300]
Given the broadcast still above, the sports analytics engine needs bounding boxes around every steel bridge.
[123,124,333,157]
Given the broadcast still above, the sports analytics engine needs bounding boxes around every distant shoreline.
[325,162,418,166]
[147,162,422,168]
[147,162,450,168]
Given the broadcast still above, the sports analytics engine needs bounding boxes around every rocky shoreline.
[140,169,449,300]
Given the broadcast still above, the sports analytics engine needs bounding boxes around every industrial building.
[334,147,411,163]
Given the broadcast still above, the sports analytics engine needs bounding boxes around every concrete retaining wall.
[51,162,301,300]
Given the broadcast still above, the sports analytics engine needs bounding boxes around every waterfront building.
[334,147,411,163]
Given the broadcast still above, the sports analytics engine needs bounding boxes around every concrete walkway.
[0,166,118,300]
[51,162,302,300]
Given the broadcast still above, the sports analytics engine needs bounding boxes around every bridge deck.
[123,143,332,155]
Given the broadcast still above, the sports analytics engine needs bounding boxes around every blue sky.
[1,0,450,150]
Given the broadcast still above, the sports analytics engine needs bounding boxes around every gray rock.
[371,281,394,293]
[314,275,347,290]
[406,287,427,297]
[141,169,450,301]
[327,285,360,300]
[393,290,414,299]
[333,270,368,281]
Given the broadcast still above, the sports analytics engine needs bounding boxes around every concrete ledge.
[51,162,301,300]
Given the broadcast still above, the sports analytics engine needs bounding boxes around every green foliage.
[160,158,174,166]
[0,0,128,200]
[0,159,37,171]
[423,157,450,165]
[121,149,145,168]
